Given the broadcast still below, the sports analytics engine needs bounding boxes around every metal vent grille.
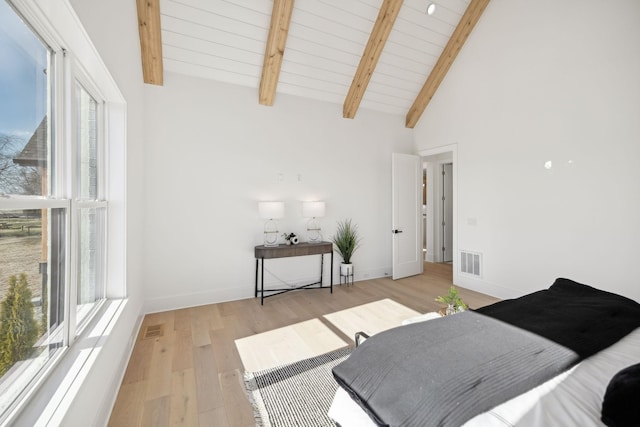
[142,324,164,339]
[460,251,481,277]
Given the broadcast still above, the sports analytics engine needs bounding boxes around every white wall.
[414,0,640,302]
[142,73,414,312]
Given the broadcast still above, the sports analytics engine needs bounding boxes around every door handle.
[392,229,403,234]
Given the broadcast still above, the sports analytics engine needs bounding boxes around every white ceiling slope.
[160,0,471,116]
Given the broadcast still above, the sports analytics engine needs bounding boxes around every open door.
[392,153,423,279]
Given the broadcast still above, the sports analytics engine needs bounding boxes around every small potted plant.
[435,286,468,315]
[331,219,361,276]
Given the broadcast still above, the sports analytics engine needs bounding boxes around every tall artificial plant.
[331,219,361,264]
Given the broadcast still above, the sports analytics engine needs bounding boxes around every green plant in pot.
[331,219,361,277]
[435,285,468,315]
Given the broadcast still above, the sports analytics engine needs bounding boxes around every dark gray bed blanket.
[332,311,579,427]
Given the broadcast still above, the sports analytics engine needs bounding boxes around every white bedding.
[329,327,640,427]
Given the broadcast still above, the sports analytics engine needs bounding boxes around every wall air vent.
[460,250,482,277]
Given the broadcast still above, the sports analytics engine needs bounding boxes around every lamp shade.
[258,201,284,219]
[302,201,325,218]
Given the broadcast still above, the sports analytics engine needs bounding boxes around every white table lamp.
[302,201,325,243]
[259,201,284,246]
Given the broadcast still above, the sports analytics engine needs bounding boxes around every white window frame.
[69,60,109,337]
[0,1,128,425]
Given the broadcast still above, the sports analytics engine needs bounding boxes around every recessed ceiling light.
[427,3,436,15]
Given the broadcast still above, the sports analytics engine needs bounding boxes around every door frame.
[441,162,453,262]
[418,144,458,275]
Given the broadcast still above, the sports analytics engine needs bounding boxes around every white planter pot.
[340,263,353,276]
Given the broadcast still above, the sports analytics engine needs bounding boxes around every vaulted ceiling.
[136,0,489,128]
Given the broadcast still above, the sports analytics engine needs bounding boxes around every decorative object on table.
[244,347,352,427]
[435,285,468,315]
[258,201,284,247]
[282,232,299,245]
[302,201,325,243]
[332,218,361,283]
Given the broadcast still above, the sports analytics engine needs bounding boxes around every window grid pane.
[76,206,105,328]
[0,1,50,198]
[0,208,65,415]
[77,84,98,200]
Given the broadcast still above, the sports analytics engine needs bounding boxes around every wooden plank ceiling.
[137,0,489,128]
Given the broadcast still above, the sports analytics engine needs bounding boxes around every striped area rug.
[244,347,352,427]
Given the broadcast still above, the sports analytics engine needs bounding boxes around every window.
[0,0,108,420]
[74,83,106,329]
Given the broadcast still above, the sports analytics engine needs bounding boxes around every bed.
[329,278,640,427]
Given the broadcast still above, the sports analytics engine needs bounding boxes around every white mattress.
[329,327,640,427]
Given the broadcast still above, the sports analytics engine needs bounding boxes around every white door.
[392,153,423,279]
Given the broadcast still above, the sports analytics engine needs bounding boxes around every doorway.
[420,148,455,266]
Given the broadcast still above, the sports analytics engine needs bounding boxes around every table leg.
[261,257,265,305]
[255,258,258,298]
[330,251,333,293]
[320,253,324,288]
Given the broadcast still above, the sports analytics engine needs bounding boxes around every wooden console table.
[254,241,333,305]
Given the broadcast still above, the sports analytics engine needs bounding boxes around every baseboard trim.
[144,287,253,314]
[143,266,394,313]
[454,274,523,300]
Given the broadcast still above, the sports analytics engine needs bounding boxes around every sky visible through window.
[0,0,48,139]
[0,0,49,196]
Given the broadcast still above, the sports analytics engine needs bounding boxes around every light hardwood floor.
[107,263,499,427]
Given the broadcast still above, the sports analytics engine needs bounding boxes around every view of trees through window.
[0,133,43,196]
[0,0,64,415]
